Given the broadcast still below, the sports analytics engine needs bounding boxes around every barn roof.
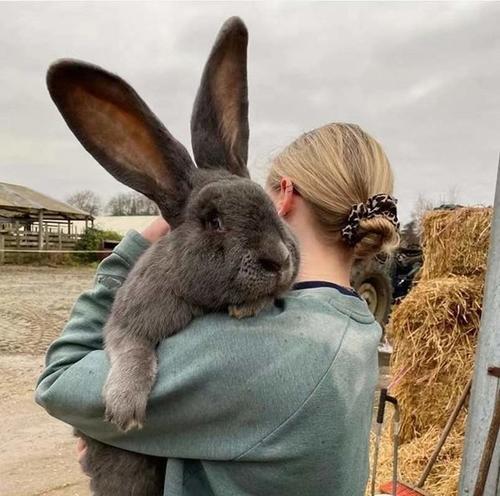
[0,182,92,221]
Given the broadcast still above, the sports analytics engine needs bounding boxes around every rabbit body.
[47,17,299,496]
[103,170,298,432]
[77,431,166,495]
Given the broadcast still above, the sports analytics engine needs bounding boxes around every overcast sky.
[1,1,499,223]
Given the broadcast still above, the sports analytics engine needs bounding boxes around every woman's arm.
[36,229,152,394]
[37,217,168,391]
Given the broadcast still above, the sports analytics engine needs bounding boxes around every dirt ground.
[0,265,95,496]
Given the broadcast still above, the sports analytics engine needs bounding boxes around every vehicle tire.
[351,261,393,326]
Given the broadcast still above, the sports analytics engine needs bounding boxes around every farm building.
[0,182,93,262]
[74,215,156,236]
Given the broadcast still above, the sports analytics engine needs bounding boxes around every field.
[0,265,94,496]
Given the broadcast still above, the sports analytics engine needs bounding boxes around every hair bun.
[353,216,400,259]
[341,194,399,247]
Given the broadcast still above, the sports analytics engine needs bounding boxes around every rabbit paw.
[228,298,272,319]
[104,388,147,432]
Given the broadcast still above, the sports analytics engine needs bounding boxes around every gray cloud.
[1,1,499,222]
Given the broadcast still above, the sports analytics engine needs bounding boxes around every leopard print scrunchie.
[341,194,399,246]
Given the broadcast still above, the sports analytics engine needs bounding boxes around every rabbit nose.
[259,242,290,273]
[259,257,282,273]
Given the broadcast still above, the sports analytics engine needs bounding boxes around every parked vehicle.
[351,236,423,366]
[351,246,422,326]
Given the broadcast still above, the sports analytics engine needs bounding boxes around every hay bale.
[386,276,483,443]
[420,207,492,280]
[374,206,491,496]
[368,415,466,496]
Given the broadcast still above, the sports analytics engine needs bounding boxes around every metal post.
[459,158,500,495]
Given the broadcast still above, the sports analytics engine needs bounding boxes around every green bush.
[73,228,122,264]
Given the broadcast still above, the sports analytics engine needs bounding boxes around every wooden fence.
[0,230,80,264]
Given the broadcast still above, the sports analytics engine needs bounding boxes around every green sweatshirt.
[35,230,381,496]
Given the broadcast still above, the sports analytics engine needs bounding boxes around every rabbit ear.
[47,59,196,226]
[191,17,250,178]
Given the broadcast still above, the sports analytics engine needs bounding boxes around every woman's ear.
[277,177,296,217]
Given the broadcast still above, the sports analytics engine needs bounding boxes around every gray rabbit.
[47,17,299,495]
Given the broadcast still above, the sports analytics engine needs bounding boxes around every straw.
[387,276,483,443]
[369,207,492,496]
[419,208,492,280]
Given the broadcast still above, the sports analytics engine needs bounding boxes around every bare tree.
[106,192,159,216]
[410,193,435,223]
[106,193,129,216]
[439,186,461,207]
[411,189,462,224]
[66,190,101,216]
[132,193,159,215]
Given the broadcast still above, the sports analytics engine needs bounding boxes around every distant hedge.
[73,227,122,263]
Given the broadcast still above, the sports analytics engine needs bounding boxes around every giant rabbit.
[47,17,299,495]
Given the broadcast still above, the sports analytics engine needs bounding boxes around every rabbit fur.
[47,17,299,496]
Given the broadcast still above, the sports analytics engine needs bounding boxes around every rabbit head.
[46,17,299,308]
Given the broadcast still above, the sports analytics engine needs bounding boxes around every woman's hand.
[76,437,88,473]
[141,216,171,243]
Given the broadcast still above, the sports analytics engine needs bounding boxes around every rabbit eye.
[207,215,224,231]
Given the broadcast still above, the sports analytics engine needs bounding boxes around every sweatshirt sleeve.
[35,230,151,408]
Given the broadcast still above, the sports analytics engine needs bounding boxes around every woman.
[36,123,399,496]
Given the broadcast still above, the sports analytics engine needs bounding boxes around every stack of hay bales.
[379,207,492,495]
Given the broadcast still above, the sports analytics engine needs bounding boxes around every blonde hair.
[267,123,399,259]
